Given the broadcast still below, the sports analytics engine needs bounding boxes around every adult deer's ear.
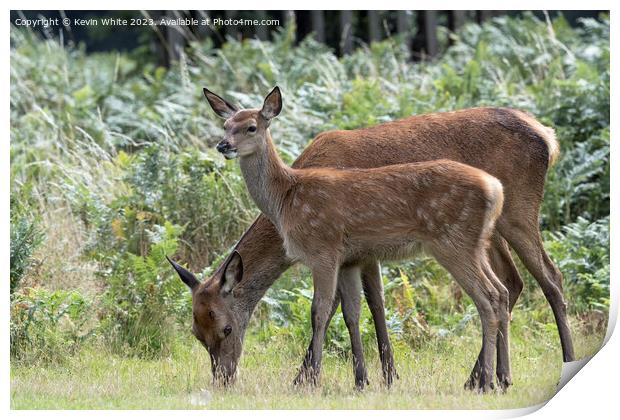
[166,256,200,291]
[260,86,282,120]
[221,250,243,295]
[203,87,238,119]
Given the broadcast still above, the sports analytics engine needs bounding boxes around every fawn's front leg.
[294,263,338,387]
[295,288,340,385]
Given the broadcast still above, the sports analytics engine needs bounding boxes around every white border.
[4,2,617,418]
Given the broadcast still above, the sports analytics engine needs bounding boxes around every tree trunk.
[311,10,325,43]
[166,11,185,64]
[397,11,412,50]
[368,11,381,42]
[479,10,492,23]
[340,10,353,54]
[225,11,238,40]
[424,11,438,58]
[451,10,466,31]
[255,11,268,40]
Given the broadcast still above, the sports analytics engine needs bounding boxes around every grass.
[10,315,605,410]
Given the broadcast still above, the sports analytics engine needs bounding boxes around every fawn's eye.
[247,126,257,133]
[223,325,232,337]
[209,310,215,320]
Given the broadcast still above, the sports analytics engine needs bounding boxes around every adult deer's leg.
[469,232,522,388]
[489,233,524,312]
[338,265,369,389]
[294,262,339,386]
[361,260,398,387]
[499,218,575,362]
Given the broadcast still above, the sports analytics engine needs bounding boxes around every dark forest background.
[11,10,603,65]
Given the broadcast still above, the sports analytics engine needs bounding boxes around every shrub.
[544,216,610,313]
[122,146,255,268]
[69,145,256,271]
[10,192,44,295]
[99,221,191,357]
[11,288,93,364]
[542,129,609,228]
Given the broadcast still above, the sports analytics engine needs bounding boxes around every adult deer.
[211,86,510,392]
[168,84,571,390]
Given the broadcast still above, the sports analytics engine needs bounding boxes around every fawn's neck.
[238,130,294,225]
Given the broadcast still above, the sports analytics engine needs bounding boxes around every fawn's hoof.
[293,369,319,388]
[465,372,495,394]
[497,375,513,393]
[471,377,495,394]
[384,366,399,388]
[464,374,478,391]
[355,372,370,391]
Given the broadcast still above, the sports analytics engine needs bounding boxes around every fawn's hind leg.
[468,232,521,389]
[431,247,500,393]
[482,260,512,391]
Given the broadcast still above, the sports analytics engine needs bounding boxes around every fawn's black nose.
[216,140,231,153]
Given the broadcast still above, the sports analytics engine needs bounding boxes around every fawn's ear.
[166,256,200,291]
[203,88,238,119]
[260,86,282,120]
[221,250,243,295]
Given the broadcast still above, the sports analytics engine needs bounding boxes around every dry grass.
[21,206,101,295]
[10,317,605,410]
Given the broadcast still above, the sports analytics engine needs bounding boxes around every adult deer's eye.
[223,325,232,337]
[209,310,215,320]
[247,126,257,133]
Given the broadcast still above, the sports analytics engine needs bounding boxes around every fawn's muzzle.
[216,140,238,159]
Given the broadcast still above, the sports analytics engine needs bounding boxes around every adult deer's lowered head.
[166,252,245,385]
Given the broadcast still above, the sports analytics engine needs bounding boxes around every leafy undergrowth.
[10,315,605,409]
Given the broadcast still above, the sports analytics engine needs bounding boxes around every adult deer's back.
[295,107,556,205]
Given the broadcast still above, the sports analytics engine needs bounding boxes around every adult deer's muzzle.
[209,349,238,387]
